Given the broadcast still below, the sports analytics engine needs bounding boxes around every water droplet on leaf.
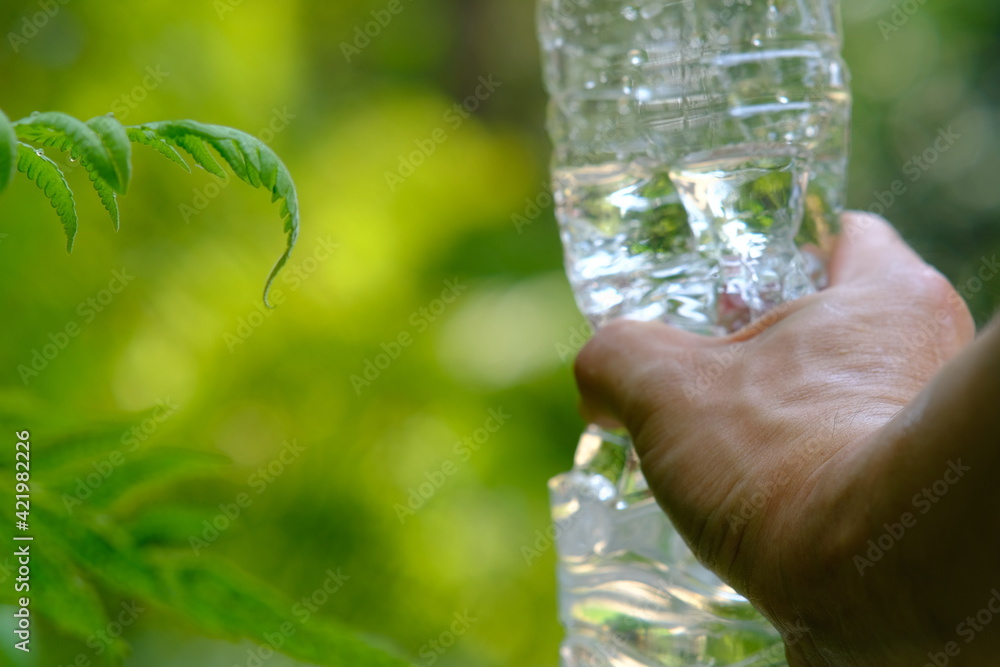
[626,49,647,66]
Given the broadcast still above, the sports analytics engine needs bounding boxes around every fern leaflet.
[133,120,300,307]
[85,115,132,229]
[88,166,121,231]
[173,134,227,178]
[126,127,191,172]
[86,114,133,192]
[13,111,127,194]
[16,143,78,251]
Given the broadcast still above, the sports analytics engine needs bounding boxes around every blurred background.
[0,0,997,665]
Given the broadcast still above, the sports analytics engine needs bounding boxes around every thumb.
[574,319,719,433]
[829,212,932,286]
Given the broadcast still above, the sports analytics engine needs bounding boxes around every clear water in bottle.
[539,0,851,664]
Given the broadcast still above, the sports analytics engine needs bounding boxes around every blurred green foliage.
[0,1,997,666]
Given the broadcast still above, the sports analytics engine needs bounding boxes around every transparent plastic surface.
[550,429,788,666]
[539,1,851,664]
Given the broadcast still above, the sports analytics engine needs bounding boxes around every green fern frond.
[16,143,78,251]
[174,134,227,178]
[85,115,132,230]
[126,127,191,172]
[30,534,126,659]
[57,448,230,512]
[86,114,133,192]
[13,111,127,194]
[126,505,218,547]
[0,109,15,193]
[0,408,410,667]
[2,110,300,307]
[134,120,300,307]
[13,112,131,231]
[12,472,411,667]
[89,167,121,230]
[158,556,412,667]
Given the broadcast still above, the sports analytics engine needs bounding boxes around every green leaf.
[33,499,410,667]
[87,115,132,194]
[16,143,78,251]
[33,499,165,602]
[0,109,15,194]
[28,424,133,474]
[126,505,219,547]
[33,541,125,657]
[89,170,121,231]
[154,555,413,667]
[53,447,230,512]
[132,120,300,307]
[13,111,126,194]
[84,116,132,229]
[173,134,227,178]
[126,127,191,172]
[0,519,120,657]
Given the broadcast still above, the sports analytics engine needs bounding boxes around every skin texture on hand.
[574,213,1000,666]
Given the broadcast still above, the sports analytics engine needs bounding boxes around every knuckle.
[909,266,973,332]
[574,320,635,373]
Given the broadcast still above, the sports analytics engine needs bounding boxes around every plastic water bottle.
[538,1,851,664]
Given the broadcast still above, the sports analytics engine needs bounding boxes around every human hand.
[574,213,1000,666]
